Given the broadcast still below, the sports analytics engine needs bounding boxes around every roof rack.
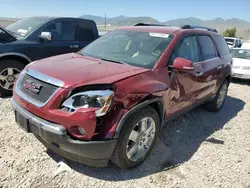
[181,25,218,33]
[134,23,168,27]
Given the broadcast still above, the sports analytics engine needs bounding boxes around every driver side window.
[43,21,76,41]
[169,36,199,65]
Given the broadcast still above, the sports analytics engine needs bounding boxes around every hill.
[81,15,250,39]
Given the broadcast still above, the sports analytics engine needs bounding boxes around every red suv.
[11,24,232,169]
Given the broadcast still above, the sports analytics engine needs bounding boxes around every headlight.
[61,90,114,117]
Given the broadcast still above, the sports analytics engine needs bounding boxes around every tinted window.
[197,35,218,61]
[214,35,230,56]
[169,36,199,65]
[43,20,76,41]
[75,20,95,41]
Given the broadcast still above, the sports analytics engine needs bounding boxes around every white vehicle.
[225,37,242,49]
[231,48,250,79]
[241,42,250,49]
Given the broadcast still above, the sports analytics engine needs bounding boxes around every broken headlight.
[61,90,114,117]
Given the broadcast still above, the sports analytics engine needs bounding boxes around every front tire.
[111,106,160,169]
[0,59,25,97]
[205,80,229,112]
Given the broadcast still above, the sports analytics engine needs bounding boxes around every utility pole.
[105,12,107,30]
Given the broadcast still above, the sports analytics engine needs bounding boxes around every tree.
[223,27,237,37]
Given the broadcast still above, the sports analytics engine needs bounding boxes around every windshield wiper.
[100,57,128,65]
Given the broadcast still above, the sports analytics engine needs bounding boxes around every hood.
[0,26,17,43]
[27,53,150,88]
[233,58,250,67]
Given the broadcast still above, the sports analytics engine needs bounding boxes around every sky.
[1,0,250,22]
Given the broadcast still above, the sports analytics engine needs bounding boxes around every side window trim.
[196,34,219,61]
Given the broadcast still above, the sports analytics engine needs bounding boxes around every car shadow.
[47,95,245,181]
[231,78,250,86]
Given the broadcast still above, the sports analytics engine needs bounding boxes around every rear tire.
[0,59,25,97]
[111,106,160,169]
[205,80,229,112]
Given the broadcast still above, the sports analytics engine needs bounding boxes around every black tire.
[111,106,160,169]
[0,59,25,97]
[205,79,229,112]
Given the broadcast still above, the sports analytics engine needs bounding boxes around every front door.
[37,19,79,59]
[167,35,202,117]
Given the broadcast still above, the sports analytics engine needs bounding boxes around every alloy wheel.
[217,83,228,108]
[0,68,20,90]
[126,117,156,162]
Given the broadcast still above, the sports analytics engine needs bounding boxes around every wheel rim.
[126,117,156,162]
[217,82,228,108]
[0,68,20,90]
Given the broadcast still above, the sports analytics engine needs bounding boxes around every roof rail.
[181,25,218,33]
[134,23,168,27]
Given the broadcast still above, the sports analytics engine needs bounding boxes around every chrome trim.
[26,68,64,87]
[11,98,66,135]
[15,69,63,108]
[0,52,32,62]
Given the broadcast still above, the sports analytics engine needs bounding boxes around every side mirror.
[39,32,52,41]
[173,57,194,70]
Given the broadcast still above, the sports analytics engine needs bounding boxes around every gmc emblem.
[23,80,42,94]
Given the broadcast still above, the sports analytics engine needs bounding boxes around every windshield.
[80,30,174,69]
[231,49,250,60]
[225,38,235,45]
[5,17,50,37]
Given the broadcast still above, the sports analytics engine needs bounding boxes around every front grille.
[233,73,243,77]
[18,73,58,104]
[242,66,250,70]
[232,66,240,69]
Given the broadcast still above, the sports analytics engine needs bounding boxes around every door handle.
[70,44,79,48]
[196,72,203,77]
[217,65,223,69]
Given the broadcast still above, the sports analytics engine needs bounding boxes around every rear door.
[75,19,98,50]
[193,35,222,101]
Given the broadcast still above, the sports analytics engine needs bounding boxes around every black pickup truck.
[0,17,99,96]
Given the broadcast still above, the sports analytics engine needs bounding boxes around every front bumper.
[232,69,250,79]
[11,98,117,167]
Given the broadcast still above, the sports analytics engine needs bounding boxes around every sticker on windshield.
[17,29,28,34]
[149,33,169,38]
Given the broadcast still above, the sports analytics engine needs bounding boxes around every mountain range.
[81,15,250,39]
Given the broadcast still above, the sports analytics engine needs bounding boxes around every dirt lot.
[0,80,250,188]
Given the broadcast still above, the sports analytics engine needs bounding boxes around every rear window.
[197,35,218,61]
[75,20,95,42]
[214,35,230,56]
[225,38,235,45]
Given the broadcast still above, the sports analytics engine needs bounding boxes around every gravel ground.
[0,80,250,188]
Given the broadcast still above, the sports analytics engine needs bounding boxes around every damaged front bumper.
[11,98,117,167]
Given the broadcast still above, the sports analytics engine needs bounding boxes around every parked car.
[225,37,242,49]
[0,17,99,96]
[231,48,250,79]
[11,24,232,169]
[241,42,250,49]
